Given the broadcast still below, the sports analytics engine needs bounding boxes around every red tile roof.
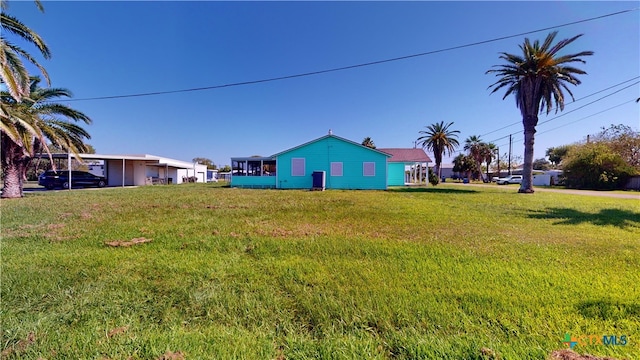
[378,148,432,163]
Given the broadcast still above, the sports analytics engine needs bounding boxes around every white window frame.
[363,162,375,177]
[331,162,343,177]
[291,158,305,176]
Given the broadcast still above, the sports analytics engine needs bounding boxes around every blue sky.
[9,1,639,167]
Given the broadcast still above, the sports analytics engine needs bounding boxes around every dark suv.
[38,170,107,190]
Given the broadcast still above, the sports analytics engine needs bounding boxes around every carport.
[40,153,207,188]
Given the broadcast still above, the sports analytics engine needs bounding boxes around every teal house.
[230,134,430,190]
[377,148,433,186]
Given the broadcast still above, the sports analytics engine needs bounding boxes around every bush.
[428,168,439,186]
[562,143,637,190]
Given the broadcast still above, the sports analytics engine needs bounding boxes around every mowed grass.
[1,184,639,359]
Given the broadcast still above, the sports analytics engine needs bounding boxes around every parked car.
[495,175,523,185]
[38,170,107,190]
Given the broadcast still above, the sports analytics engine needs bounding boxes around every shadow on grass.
[577,300,640,321]
[388,187,479,194]
[527,208,640,229]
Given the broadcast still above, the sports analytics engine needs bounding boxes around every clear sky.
[8,1,640,167]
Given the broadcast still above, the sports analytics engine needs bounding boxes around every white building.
[47,153,208,186]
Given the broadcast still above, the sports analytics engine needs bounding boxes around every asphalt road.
[445,182,640,200]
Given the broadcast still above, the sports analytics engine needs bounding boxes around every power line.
[536,100,636,136]
[447,86,638,158]
[495,98,637,149]
[480,76,640,138]
[486,80,639,144]
[65,7,639,102]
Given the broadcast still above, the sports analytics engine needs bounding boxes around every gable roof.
[378,148,432,163]
[272,134,392,157]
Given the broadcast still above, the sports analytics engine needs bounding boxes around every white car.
[496,175,522,185]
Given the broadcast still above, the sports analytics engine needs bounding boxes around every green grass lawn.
[2,184,639,359]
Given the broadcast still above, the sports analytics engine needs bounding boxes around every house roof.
[377,148,432,163]
[272,134,392,157]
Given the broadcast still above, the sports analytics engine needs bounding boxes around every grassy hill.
[2,184,638,359]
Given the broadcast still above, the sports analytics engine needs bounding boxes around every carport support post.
[68,152,72,191]
[122,159,125,187]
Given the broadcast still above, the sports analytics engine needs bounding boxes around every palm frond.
[4,40,50,85]
[0,13,51,59]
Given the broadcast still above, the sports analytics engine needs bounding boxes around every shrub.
[562,143,637,190]
[428,167,439,186]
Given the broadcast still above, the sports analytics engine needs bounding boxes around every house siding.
[387,163,406,186]
[231,175,277,188]
[277,136,388,190]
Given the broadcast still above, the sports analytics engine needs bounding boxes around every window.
[363,162,375,176]
[331,162,343,176]
[263,160,276,176]
[292,158,305,176]
[248,160,262,176]
[232,160,246,176]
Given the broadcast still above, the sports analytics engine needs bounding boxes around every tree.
[1,77,91,198]
[193,157,216,169]
[590,124,640,170]
[487,31,593,193]
[452,154,477,180]
[361,137,376,149]
[0,0,51,102]
[546,145,572,167]
[532,158,551,170]
[562,142,636,190]
[483,142,498,179]
[417,121,460,180]
[463,135,485,180]
[218,165,231,173]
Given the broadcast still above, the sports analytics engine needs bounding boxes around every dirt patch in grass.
[156,351,185,360]
[107,325,129,338]
[3,223,73,241]
[550,349,620,360]
[1,332,35,358]
[254,223,326,238]
[105,237,153,247]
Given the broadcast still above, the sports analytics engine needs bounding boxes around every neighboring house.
[206,169,219,182]
[377,148,432,186]
[433,163,455,180]
[44,153,208,186]
[230,134,431,190]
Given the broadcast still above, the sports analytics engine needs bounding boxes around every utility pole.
[508,134,512,176]
[496,147,500,177]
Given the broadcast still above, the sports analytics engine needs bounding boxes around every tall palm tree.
[417,121,460,179]
[1,77,91,198]
[464,135,485,180]
[487,31,592,193]
[0,0,50,102]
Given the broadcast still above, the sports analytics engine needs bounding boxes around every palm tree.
[1,77,91,198]
[417,121,460,179]
[0,0,50,102]
[463,135,485,180]
[487,31,592,193]
[484,142,497,179]
[361,137,376,149]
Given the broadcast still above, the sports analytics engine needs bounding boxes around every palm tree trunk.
[434,162,441,180]
[486,160,490,181]
[1,140,27,198]
[519,117,537,193]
